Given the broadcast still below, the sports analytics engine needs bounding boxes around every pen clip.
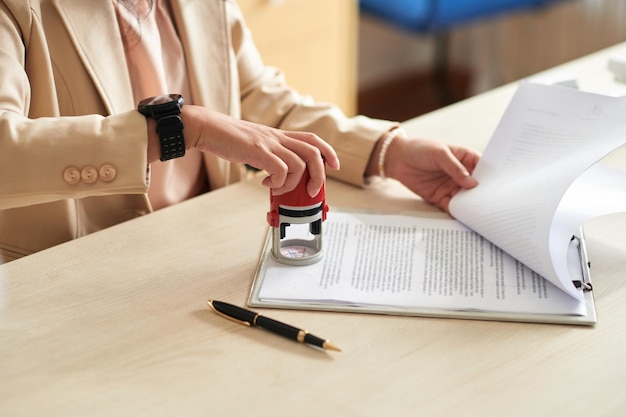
[207,300,251,327]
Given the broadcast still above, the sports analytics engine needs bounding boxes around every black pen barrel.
[255,315,301,340]
[211,300,257,323]
[256,315,326,349]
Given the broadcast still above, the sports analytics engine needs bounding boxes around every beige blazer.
[0,0,395,263]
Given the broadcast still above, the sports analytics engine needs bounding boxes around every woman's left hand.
[371,135,481,214]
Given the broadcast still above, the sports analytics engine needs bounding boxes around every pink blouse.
[112,0,207,210]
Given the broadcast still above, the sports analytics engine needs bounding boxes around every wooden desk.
[2,44,626,417]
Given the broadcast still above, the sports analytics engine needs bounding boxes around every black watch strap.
[138,94,186,161]
[156,114,186,161]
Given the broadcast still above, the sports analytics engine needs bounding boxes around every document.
[249,82,626,324]
[449,82,626,301]
[253,211,587,314]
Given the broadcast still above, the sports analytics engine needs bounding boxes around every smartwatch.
[138,94,186,161]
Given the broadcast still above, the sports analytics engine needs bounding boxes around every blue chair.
[359,0,558,33]
[359,0,570,102]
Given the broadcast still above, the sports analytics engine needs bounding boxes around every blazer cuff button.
[81,166,98,184]
[63,167,81,185]
[99,164,117,182]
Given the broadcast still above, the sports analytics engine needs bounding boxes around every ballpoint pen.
[207,300,341,352]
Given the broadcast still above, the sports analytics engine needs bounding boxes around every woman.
[0,0,479,263]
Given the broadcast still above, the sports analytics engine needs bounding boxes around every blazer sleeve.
[226,0,399,187]
[0,2,149,210]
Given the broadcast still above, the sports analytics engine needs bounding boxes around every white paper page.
[554,164,626,239]
[449,82,626,300]
[258,212,586,316]
[550,164,626,287]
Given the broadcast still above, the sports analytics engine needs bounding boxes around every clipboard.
[248,210,596,326]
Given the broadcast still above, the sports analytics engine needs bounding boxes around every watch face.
[138,94,183,107]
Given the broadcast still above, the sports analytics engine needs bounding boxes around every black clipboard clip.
[571,233,593,292]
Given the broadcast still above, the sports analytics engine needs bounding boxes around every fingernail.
[463,176,478,188]
[307,184,321,198]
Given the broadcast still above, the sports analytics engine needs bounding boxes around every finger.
[281,135,329,197]
[266,152,305,195]
[438,195,452,215]
[452,146,481,173]
[261,160,288,190]
[271,171,305,195]
[305,156,326,197]
[427,180,459,212]
[254,147,290,189]
[264,171,303,196]
[293,144,326,197]
[284,131,340,171]
[437,148,479,189]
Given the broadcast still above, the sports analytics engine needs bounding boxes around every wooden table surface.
[1,43,626,417]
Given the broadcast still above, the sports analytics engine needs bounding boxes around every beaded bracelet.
[377,127,406,179]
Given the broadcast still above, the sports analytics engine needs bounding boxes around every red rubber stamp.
[266,170,329,265]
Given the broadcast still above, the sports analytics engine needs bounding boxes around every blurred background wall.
[240,0,626,122]
[358,0,626,121]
